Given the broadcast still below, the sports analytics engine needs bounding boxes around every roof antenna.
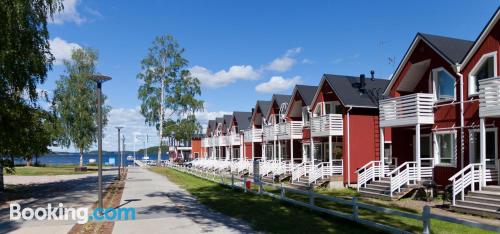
[370,70,375,81]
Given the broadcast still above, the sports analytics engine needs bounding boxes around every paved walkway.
[112,167,254,234]
[0,171,116,234]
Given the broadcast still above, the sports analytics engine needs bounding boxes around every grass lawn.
[150,167,383,234]
[4,165,96,176]
[151,167,498,234]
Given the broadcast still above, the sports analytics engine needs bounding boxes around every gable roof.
[265,94,292,117]
[207,120,215,135]
[384,32,473,95]
[296,85,318,106]
[460,7,500,70]
[231,111,252,130]
[323,74,390,108]
[419,33,474,64]
[223,114,233,126]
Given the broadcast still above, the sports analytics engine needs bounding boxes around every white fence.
[379,93,435,127]
[311,114,343,137]
[263,124,278,142]
[244,128,263,142]
[168,163,500,234]
[479,77,500,118]
[277,121,303,140]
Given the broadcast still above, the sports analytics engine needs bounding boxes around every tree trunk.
[79,148,84,167]
[26,157,32,167]
[158,77,165,164]
[0,164,4,192]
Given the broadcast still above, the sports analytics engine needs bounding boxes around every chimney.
[359,74,366,91]
[370,70,375,81]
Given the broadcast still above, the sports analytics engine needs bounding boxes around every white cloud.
[190,65,260,88]
[255,76,302,93]
[266,47,302,72]
[52,0,86,25]
[49,37,81,65]
[302,58,314,64]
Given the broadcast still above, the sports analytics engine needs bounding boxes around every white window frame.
[469,128,498,167]
[324,101,341,115]
[432,67,456,102]
[433,130,457,167]
[313,103,322,117]
[468,51,498,96]
[302,106,310,125]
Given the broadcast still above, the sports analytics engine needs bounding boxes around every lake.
[15,152,169,166]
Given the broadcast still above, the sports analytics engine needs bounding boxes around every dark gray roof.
[232,111,252,130]
[419,33,474,64]
[207,120,215,135]
[256,100,271,116]
[215,117,223,125]
[265,94,292,117]
[296,85,318,105]
[223,114,233,126]
[324,74,389,108]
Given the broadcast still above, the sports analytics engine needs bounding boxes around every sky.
[44,0,499,152]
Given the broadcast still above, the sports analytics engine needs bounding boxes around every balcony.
[277,121,303,140]
[201,138,210,147]
[263,124,278,142]
[227,134,241,146]
[479,77,500,118]
[379,93,435,128]
[243,128,263,143]
[216,135,227,146]
[311,114,343,137]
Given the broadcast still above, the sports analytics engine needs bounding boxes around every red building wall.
[244,142,252,159]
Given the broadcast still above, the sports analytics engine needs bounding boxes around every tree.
[0,0,63,193]
[137,35,203,164]
[53,47,110,167]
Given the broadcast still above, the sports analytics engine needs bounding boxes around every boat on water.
[127,155,134,161]
[88,159,96,164]
[142,156,149,160]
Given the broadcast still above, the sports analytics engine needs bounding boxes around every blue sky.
[45,0,499,152]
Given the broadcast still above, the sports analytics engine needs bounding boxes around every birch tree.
[137,35,203,164]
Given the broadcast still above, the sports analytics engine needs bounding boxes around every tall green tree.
[0,0,63,192]
[53,47,110,167]
[137,35,203,163]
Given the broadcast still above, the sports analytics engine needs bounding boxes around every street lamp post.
[122,135,125,171]
[116,126,123,180]
[90,74,111,214]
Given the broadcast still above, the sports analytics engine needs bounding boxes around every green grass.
[151,167,498,234]
[4,165,96,176]
[150,167,384,234]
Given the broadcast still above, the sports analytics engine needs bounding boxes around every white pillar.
[273,140,276,161]
[262,144,266,161]
[290,139,294,165]
[380,127,385,176]
[278,140,282,162]
[328,135,332,176]
[240,134,244,160]
[480,117,486,187]
[310,137,315,175]
[416,123,421,182]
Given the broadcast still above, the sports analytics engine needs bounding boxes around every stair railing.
[448,163,483,206]
[308,162,328,184]
[291,162,309,182]
[388,161,417,197]
[356,161,383,191]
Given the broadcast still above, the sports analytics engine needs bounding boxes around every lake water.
[16,152,169,166]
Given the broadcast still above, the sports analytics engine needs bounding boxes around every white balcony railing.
[217,135,227,146]
[263,124,278,142]
[243,128,263,142]
[227,134,241,146]
[379,93,435,128]
[311,114,343,137]
[277,121,303,140]
[201,138,210,147]
[479,77,500,118]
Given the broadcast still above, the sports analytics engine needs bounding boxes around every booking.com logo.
[9,203,136,224]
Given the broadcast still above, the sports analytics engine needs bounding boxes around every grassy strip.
[4,165,96,176]
[150,167,383,234]
[158,167,497,234]
[68,170,127,234]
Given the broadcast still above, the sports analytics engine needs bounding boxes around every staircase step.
[483,185,500,193]
[360,187,389,195]
[366,184,390,190]
[465,195,500,205]
[456,200,500,211]
[359,190,392,200]
[468,190,500,200]
[451,205,500,219]
[370,180,391,186]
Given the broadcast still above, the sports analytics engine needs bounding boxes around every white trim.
[432,67,457,102]
[460,9,500,71]
[469,127,498,167]
[468,51,498,96]
[433,130,457,167]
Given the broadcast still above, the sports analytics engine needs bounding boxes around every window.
[433,68,455,101]
[313,104,322,117]
[314,143,323,162]
[303,144,311,162]
[325,101,342,114]
[469,129,497,167]
[434,131,456,166]
[302,107,310,124]
[469,52,497,95]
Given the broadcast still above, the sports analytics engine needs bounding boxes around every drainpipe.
[308,107,314,175]
[347,106,353,186]
[455,64,465,169]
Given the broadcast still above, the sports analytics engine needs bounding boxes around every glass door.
[414,135,432,167]
[471,130,497,168]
